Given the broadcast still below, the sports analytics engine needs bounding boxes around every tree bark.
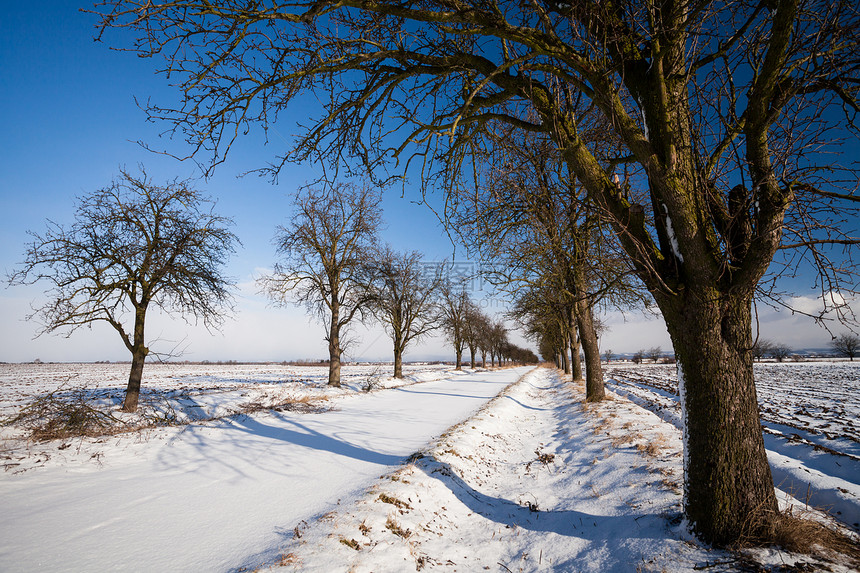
[666,291,778,545]
[454,340,462,370]
[393,335,404,379]
[571,254,604,401]
[560,339,571,374]
[328,300,341,386]
[576,299,604,402]
[570,311,583,381]
[122,308,148,412]
[469,346,476,369]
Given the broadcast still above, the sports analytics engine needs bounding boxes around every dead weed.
[735,508,860,568]
[385,515,411,538]
[378,493,412,510]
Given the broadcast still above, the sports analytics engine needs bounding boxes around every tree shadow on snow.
[155,407,406,479]
[229,413,404,466]
[416,453,675,541]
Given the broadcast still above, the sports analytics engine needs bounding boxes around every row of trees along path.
[89,0,860,546]
[10,175,538,415]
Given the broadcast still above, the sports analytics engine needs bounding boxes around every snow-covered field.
[1,361,858,572]
[0,362,452,459]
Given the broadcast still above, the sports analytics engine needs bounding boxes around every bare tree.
[831,333,860,361]
[770,343,793,363]
[487,320,508,368]
[647,347,663,363]
[8,168,238,412]
[438,278,470,370]
[96,0,860,545]
[366,246,441,378]
[461,301,488,369]
[752,339,775,362]
[457,130,649,399]
[509,286,567,370]
[259,183,381,387]
[474,312,494,368]
[603,349,614,364]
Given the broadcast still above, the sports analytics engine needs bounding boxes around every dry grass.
[636,437,666,457]
[338,537,361,551]
[612,432,639,447]
[238,394,330,415]
[734,508,860,568]
[767,513,860,563]
[274,552,301,565]
[385,515,411,538]
[378,493,412,510]
[2,387,334,444]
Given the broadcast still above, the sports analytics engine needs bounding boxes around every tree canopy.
[9,167,238,411]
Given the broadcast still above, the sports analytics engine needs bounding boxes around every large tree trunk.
[469,345,476,369]
[454,339,462,370]
[665,291,778,545]
[122,309,148,413]
[571,254,604,401]
[328,301,341,386]
[576,300,604,401]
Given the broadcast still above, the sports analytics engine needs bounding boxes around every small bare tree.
[487,319,508,367]
[461,300,488,369]
[366,247,441,378]
[770,344,793,363]
[259,183,381,386]
[831,333,859,361]
[8,168,238,412]
[752,339,775,362]
[647,347,663,363]
[473,310,495,368]
[439,278,470,370]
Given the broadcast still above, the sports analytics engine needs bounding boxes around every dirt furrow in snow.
[275,368,859,573]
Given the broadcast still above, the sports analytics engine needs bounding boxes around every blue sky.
[1,3,853,363]
[0,3,497,363]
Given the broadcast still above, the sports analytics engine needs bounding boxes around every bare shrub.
[238,395,330,415]
[360,364,384,392]
[1,384,125,441]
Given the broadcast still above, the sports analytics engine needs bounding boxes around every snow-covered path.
[0,366,532,572]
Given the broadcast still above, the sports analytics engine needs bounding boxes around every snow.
[0,364,527,571]
[663,204,684,263]
[2,362,858,572]
[269,367,858,572]
[676,361,689,505]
